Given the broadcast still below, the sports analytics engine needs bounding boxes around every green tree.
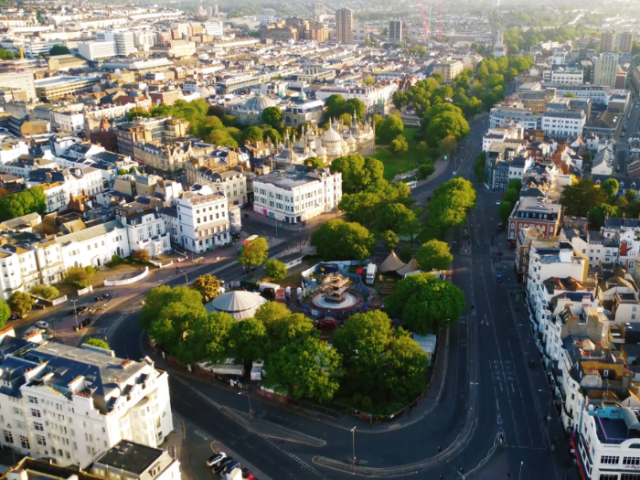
[364,75,376,85]
[377,115,404,143]
[625,189,638,203]
[175,312,234,364]
[140,286,207,350]
[601,178,620,200]
[325,94,346,119]
[30,285,59,299]
[385,273,466,334]
[439,135,458,156]
[428,178,477,234]
[588,204,618,230]
[474,152,486,183]
[254,301,291,327]
[507,178,522,192]
[264,335,342,402]
[426,111,470,146]
[64,266,94,288]
[228,317,267,366]
[8,292,33,318]
[261,106,282,128]
[239,237,269,269]
[0,299,9,328]
[560,179,608,217]
[191,274,221,302]
[49,45,70,56]
[378,203,417,234]
[498,201,513,224]
[503,188,519,205]
[381,230,400,250]
[346,98,365,120]
[264,259,287,282]
[84,338,111,350]
[330,155,384,193]
[0,48,14,60]
[0,186,47,221]
[311,219,375,261]
[221,114,237,127]
[390,135,409,156]
[418,163,435,180]
[304,157,325,169]
[241,126,263,145]
[381,333,429,403]
[416,240,453,271]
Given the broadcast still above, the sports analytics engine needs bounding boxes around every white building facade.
[176,186,230,254]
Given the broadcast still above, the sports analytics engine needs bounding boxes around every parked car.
[35,321,49,329]
[222,460,240,474]
[495,200,501,205]
[497,222,504,232]
[242,468,255,479]
[214,458,235,474]
[69,306,88,315]
[9,312,18,320]
[206,452,226,467]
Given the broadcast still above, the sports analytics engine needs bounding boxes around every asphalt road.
[614,98,640,174]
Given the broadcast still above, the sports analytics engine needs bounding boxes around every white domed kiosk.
[205,291,267,320]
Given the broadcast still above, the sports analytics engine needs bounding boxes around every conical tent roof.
[206,291,267,320]
[396,258,420,276]
[379,251,406,273]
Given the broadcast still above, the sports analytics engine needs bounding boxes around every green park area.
[375,129,425,181]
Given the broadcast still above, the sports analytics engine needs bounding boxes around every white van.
[365,263,377,285]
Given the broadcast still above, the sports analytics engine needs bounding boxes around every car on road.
[495,200,501,205]
[69,306,88,315]
[9,312,18,320]
[213,458,235,474]
[206,452,226,467]
[35,321,49,329]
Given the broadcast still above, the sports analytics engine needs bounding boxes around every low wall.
[77,285,93,296]
[104,267,149,286]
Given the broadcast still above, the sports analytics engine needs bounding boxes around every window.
[34,422,43,431]
[20,435,29,449]
[31,409,41,418]
[623,457,640,466]
[600,455,619,464]
[36,435,46,446]
[3,430,12,444]
[28,396,38,404]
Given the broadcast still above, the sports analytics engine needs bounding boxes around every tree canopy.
[427,178,477,235]
[311,219,375,261]
[84,338,111,350]
[8,292,33,318]
[191,274,222,302]
[239,237,269,268]
[0,299,9,329]
[0,186,47,222]
[49,45,70,56]
[261,106,282,128]
[416,240,453,271]
[330,155,384,194]
[377,115,404,143]
[264,259,287,282]
[385,273,466,335]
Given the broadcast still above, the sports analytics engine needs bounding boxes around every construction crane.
[420,0,429,42]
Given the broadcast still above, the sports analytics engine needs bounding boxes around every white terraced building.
[0,328,173,469]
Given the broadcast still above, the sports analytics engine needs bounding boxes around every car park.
[206,452,226,467]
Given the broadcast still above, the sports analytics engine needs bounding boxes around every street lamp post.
[178,269,188,285]
[71,299,79,328]
[350,426,356,474]
[518,461,524,480]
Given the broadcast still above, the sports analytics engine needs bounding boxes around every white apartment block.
[52,109,85,134]
[563,229,620,265]
[542,109,586,138]
[0,329,173,469]
[56,219,130,269]
[193,169,247,206]
[482,124,524,152]
[550,67,584,85]
[116,207,171,258]
[176,186,230,254]
[489,106,541,130]
[603,218,640,269]
[0,244,40,301]
[92,440,180,480]
[0,140,30,166]
[113,32,137,57]
[253,167,342,224]
[315,83,399,111]
[77,41,116,61]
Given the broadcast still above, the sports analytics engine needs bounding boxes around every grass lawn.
[375,129,428,181]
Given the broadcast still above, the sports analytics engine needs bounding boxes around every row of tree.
[0,186,47,222]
